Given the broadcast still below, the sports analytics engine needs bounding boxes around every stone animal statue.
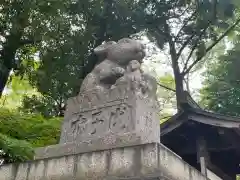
[112,59,158,98]
[79,38,145,93]
[141,73,158,98]
[113,60,143,91]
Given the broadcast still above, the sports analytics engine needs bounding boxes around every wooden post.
[196,136,234,180]
[197,136,208,176]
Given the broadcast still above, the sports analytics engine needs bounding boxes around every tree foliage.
[143,0,240,108]
[0,133,33,164]
[0,0,73,95]
[0,75,38,109]
[157,73,176,122]
[200,42,240,116]
[0,108,61,163]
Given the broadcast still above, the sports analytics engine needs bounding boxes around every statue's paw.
[111,85,117,89]
[95,85,105,92]
[113,67,125,76]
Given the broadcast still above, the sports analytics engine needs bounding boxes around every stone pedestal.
[1,143,209,180]
[35,85,160,159]
[61,86,160,144]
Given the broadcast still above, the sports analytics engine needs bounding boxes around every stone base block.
[1,143,208,180]
[59,88,160,146]
[35,143,162,180]
[35,132,155,160]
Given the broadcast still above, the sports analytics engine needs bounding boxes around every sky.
[141,35,233,101]
[141,36,204,95]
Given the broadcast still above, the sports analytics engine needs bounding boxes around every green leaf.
[200,39,240,116]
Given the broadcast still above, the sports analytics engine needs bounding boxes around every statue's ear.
[117,38,131,44]
[94,41,116,55]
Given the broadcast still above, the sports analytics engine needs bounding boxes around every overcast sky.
[141,36,204,99]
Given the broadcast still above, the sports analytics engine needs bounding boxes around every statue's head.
[94,38,145,65]
[127,60,141,72]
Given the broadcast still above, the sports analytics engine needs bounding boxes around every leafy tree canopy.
[0,75,38,109]
[0,108,62,163]
[200,41,240,116]
[157,73,176,122]
[142,0,240,107]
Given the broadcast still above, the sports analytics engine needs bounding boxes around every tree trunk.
[173,64,184,109]
[0,7,30,98]
[0,68,11,97]
[0,34,22,98]
[170,46,184,110]
[163,23,185,110]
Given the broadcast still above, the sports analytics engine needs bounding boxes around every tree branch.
[184,76,190,92]
[177,0,219,66]
[182,0,218,74]
[182,25,209,73]
[176,34,195,60]
[160,115,172,120]
[175,8,198,42]
[20,39,36,46]
[183,17,240,76]
[157,82,176,92]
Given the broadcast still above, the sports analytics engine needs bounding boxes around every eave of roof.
[161,91,240,136]
[160,110,186,136]
[188,107,240,128]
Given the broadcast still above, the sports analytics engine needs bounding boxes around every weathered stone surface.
[159,144,208,180]
[0,164,15,180]
[15,163,29,180]
[79,38,145,93]
[36,132,140,160]
[36,80,160,159]
[55,37,159,156]
[108,147,136,177]
[76,151,108,180]
[61,84,159,141]
[28,160,45,180]
[0,143,212,180]
[140,143,159,175]
[51,85,160,158]
[45,156,75,180]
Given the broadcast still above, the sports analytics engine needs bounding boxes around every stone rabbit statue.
[79,38,145,93]
[113,60,143,92]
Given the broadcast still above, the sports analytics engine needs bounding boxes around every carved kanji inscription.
[70,103,132,139]
[109,104,131,133]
